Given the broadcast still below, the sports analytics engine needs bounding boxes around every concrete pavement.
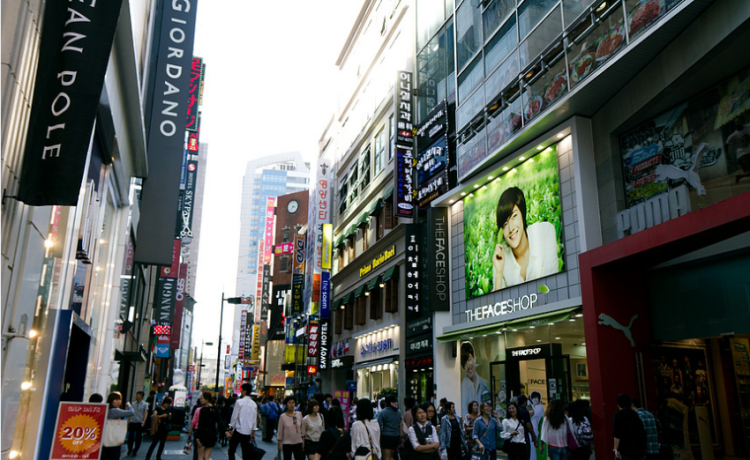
[123,428,278,460]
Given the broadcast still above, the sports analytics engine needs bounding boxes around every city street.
[129,429,277,460]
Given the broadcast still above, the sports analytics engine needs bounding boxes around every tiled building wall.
[450,136,582,325]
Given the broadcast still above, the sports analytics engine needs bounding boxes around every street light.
[199,340,213,390]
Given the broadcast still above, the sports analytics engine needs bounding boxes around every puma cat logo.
[598,313,638,347]
[654,142,707,195]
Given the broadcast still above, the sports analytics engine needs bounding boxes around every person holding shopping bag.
[101,392,134,460]
[500,402,526,460]
[473,402,502,460]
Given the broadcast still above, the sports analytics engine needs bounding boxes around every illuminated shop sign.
[360,338,394,355]
[465,293,538,322]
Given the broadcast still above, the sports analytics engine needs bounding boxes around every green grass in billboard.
[463,145,563,300]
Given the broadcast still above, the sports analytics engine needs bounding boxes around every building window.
[283,227,290,243]
[385,276,398,313]
[356,296,367,325]
[389,114,395,160]
[370,287,382,320]
[279,255,290,273]
[349,162,359,203]
[347,236,356,262]
[374,126,386,174]
[337,246,345,269]
[338,173,348,216]
[335,309,343,334]
[360,146,371,190]
[362,223,370,251]
[378,200,394,239]
[344,302,354,330]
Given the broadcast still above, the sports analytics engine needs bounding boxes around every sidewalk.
[127,429,278,460]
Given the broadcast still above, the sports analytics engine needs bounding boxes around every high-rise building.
[183,143,210,299]
[231,153,310,364]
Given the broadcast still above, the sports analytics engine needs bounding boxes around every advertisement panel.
[251,324,261,362]
[321,224,333,269]
[307,318,320,359]
[292,234,306,314]
[171,263,188,349]
[186,57,204,133]
[320,271,331,319]
[274,242,294,255]
[154,277,176,325]
[17,0,124,205]
[421,207,450,311]
[176,160,198,239]
[261,265,272,320]
[395,146,415,217]
[405,224,421,321]
[463,146,563,299]
[319,318,330,370]
[394,70,415,217]
[50,403,108,460]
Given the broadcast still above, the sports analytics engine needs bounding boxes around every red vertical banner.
[171,263,188,349]
[264,198,276,264]
[50,403,108,460]
[312,274,321,303]
[160,239,181,278]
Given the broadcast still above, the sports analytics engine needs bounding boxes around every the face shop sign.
[465,293,538,322]
[360,338,394,356]
[511,348,542,357]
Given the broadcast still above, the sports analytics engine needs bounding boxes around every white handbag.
[102,419,128,447]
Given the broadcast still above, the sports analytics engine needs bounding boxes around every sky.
[189,1,363,359]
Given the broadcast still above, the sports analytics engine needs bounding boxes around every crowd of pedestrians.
[87,386,670,460]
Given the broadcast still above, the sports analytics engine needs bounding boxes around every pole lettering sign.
[421,207,450,311]
[136,0,199,266]
[154,277,176,326]
[177,159,197,239]
[405,224,420,321]
[292,234,306,314]
[171,263,188,349]
[261,264,272,320]
[274,242,294,255]
[320,271,331,319]
[186,57,204,133]
[394,71,415,217]
[238,311,247,359]
[251,324,261,362]
[160,239,181,278]
[307,317,320,359]
[264,198,276,264]
[50,402,108,460]
[416,100,448,149]
[417,167,448,207]
[187,114,201,152]
[321,224,333,269]
[17,0,124,205]
[319,318,330,370]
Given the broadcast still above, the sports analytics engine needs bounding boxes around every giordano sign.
[359,245,396,277]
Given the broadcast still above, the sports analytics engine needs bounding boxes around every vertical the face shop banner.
[136,0,199,266]
[17,0,124,205]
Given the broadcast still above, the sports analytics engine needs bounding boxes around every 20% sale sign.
[50,403,108,460]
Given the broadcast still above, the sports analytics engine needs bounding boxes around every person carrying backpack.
[265,395,281,442]
[612,394,646,460]
[566,400,593,460]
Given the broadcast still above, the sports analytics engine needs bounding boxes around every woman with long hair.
[351,399,381,460]
[191,392,224,460]
[540,399,570,460]
[304,400,326,460]
[499,402,526,460]
[101,392,134,460]
[473,402,502,459]
[440,401,467,460]
[278,396,306,460]
[565,400,591,460]
[408,404,440,460]
[314,406,351,460]
[463,401,479,444]
[376,395,402,460]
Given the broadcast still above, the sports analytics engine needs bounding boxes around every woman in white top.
[540,400,570,460]
[493,187,559,290]
[499,402,526,460]
[350,399,381,460]
[408,404,440,460]
[304,400,326,460]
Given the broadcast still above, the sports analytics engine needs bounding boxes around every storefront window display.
[618,69,750,238]
[356,363,398,400]
[459,312,587,419]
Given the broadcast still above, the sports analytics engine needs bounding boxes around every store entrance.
[489,350,571,417]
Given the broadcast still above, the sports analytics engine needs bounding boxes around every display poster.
[334,390,352,429]
[50,403,108,460]
[460,338,505,419]
[618,70,750,237]
[653,344,718,447]
[463,145,563,300]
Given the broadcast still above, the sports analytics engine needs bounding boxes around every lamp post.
[199,340,213,390]
[220,295,246,398]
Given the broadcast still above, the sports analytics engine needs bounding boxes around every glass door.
[546,355,572,405]
[490,361,508,418]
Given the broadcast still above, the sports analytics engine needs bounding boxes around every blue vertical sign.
[320,271,331,319]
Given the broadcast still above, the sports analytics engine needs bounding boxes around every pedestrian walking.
[540,400,571,460]
[632,399,660,460]
[463,401,479,445]
[500,402,526,460]
[127,391,149,456]
[403,397,416,428]
[101,392,134,460]
[473,402,502,460]
[407,403,439,460]
[566,400,593,460]
[612,394,646,460]
[145,397,173,460]
[315,406,351,460]
[377,395,402,460]
[265,396,281,442]
[304,400,326,460]
[440,401,468,460]
[226,383,258,460]
[192,392,225,460]
[351,399,381,460]
[278,395,306,460]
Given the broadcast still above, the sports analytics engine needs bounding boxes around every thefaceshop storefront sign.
[465,293,538,322]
